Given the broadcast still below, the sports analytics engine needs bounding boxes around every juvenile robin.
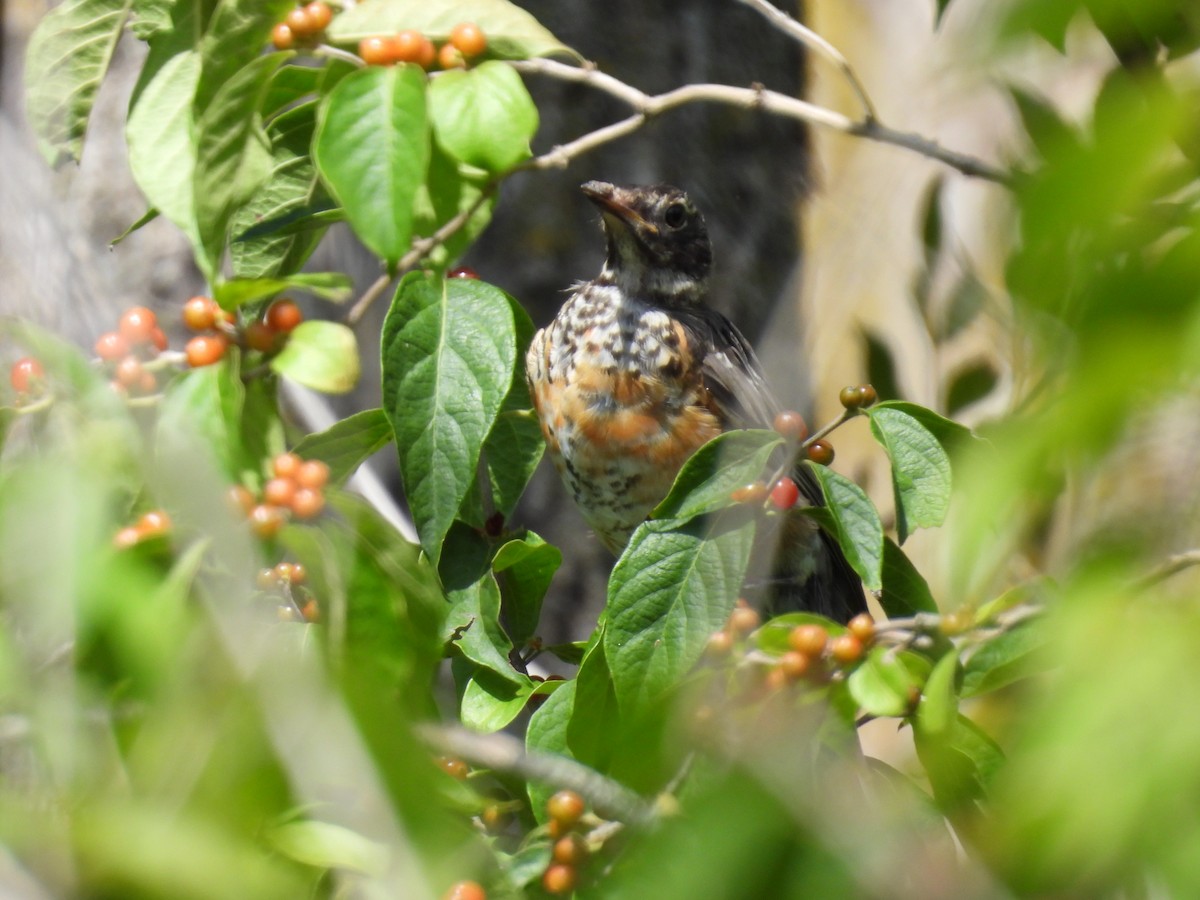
[526,181,865,623]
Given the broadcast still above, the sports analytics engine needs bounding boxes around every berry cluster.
[839,383,878,410]
[762,614,875,691]
[704,598,761,659]
[245,298,304,354]
[181,296,232,368]
[227,452,330,540]
[358,22,488,70]
[9,357,46,403]
[94,306,170,396]
[113,509,172,549]
[271,2,334,51]
[542,790,588,894]
[257,560,320,622]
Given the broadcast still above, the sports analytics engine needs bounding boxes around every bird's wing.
[677,306,778,431]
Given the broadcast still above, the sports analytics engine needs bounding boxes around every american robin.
[526,181,865,623]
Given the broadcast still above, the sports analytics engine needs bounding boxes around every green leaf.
[381,273,516,562]
[428,62,538,173]
[130,0,175,38]
[605,508,757,714]
[803,464,884,591]
[525,679,576,817]
[880,537,938,616]
[156,356,247,481]
[230,101,331,280]
[268,820,386,875]
[868,406,952,543]
[492,533,561,647]
[440,524,521,685]
[24,0,134,165]
[193,0,293,112]
[214,273,353,310]
[269,320,360,394]
[110,208,160,247]
[961,622,1047,698]
[293,408,393,486]
[327,0,574,59]
[652,429,783,521]
[848,647,928,718]
[873,400,976,453]
[946,361,1000,416]
[314,65,429,266]
[916,651,959,737]
[193,54,285,273]
[915,713,1005,814]
[412,141,496,268]
[460,666,537,733]
[126,50,202,253]
[934,0,953,26]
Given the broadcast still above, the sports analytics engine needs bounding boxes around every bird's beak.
[580,181,657,235]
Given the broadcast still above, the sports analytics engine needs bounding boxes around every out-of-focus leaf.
[652,429,782,521]
[293,409,392,486]
[269,320,360,394]
[880,537,938,616]
[961,621,1047,698]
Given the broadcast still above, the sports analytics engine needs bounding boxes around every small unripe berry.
[857,383,878,406]
[541,864,577,895]
[389,29,427,63]
[359,36,392,65]
[546,790,585,827]
[273,452,302,479]
[138,510,171,536]
[704,630,733,659]
[829,633,864,666]
[183,296,217,331]
[249,503,286,539]
[788,624,827,658]
[291,488,325,520]
[303,1,332,31]
[95,331,129,362]
[772,409,808,442]
[415,36,437,69]
[730,481,768,504]
[114,355,144,389]
[244,321,279,353]
[257,567,280,590]
[263,476,297,508]
[847,613,875,644]
[295,459,330,489]
[437,42,466,69]
[778,650,810,680]
[552,833,589,866]
[284,7,313,36]
[185,334,228,367]
[10,357,44,393]
[727,604,760,635]
[271,22,295,50]
[806,439,835,466]
[113,526,142,549]
[763,665,790,692]
[438,756,469,780]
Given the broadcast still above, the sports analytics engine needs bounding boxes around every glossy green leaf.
[873,400,976,453]
[605,508,757,714]
[492,533,561,647]
[293,408,392,486]
[126,50,202,252]
[156,357,246,481]
[193,0,293,112]
[193,54,284,272]
[24,0,133,165]
[440,525,521,685]
[268,820,386,875]
[381,273,516,562]
[214,273,353,310]
[460,666,537,733]
[314,65,429,266]
[653,429,783,521]
[269,320,360,394]
[917,651,960,737]
[848,647,928,718]
[869,406,952,543]
[413,141,496,269]
[961,622,1047,698]
[428,62,538,173]
[803,463,884,591]
[565,635,621,773]
[327,0,574,59]
[525,679,575,819]
[880,537,938,616]
[229,101,331,280]
[130,0,175,38]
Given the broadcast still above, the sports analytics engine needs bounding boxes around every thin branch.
[509,58,1009,184]
[736,0,877,121]
[1134,549,1200,589]
[416,722,656,827]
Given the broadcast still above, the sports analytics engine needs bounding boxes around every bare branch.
[1135,549,1200,589]
[736,0,877,121]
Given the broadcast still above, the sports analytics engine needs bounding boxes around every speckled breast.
[526,283,723,553]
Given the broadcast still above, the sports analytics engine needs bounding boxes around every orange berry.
[226,484,255,517]
[295,459,330,490]
[778,650,810,680]
[265,298,303,333]
[705,630,733,659]
[552,833,588,867]
[303,1,332,31]
[279,562,306,585]
[118,307,158,346]
[263,476,297,508]
[442,882,486,900]
[183,296,217,332]
[764,665,790,692]
[291,487,325,520]
[847,613,875,644]
[113,526,142,549]
[359,36,392,65]
[437,42,465,69]
[271,22,294,50]
[114,355,144,389]
[257,567,280,590]
[416,35,436,69]
[438,756,469,780]
[727,605,760,635]
[10,357,44,393]
[185,334,228,367]
[94,331,129,362]
[806,439,835,466]
[273,452,302,479]
[138,510,171,536]
[450,22,487,57]
[300,598,319,622]
[150,327,168,352]
[546,790,585,827]
[773,409,808,442]
[788,624,827,657]
[730,481,768,504]
[389,29,426,63]
[249,503,286,539]
[541,864,576,895]
[829,633,864,666]
[135,370,157,396]
[284,7,313,36]
[244,321,279,353]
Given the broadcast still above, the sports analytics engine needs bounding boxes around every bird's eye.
[663,203,688,229]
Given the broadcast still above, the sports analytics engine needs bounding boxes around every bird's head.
[581,181,712,305]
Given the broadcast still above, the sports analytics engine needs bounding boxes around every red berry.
[438,756,469,780]
[546,790,585,827]
[847,613,875,644]
[730,481,768,504]
[830,633,864,666]
[303,1,332,31]
[769,477,800,510]
[244,321,279,353]
[114,355,144,389]
[552,833,589,866]
[448,266,479,279]
[273,452,302,479]
[788,624,827,658]
[437,42,465,69]
[118,307,159,346]
[263,477,297,508]
[10,357,44,393]
[442,882,486,900]
[249,504,286,539]
[150,326,169,352]
[450,22,487,58]
[359,36,392,65]
[773,409,809,442]
[271,22,295,50]
[291,487,325,520]
[265,298,303,334]
[94,331,129,362]
[183,296,217,332]
[185,334,228,368]
[295,459,330,490]
[389,29,427,63]
[284,7,313,36]
[806,439,835,466]
[541,864,577,895]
